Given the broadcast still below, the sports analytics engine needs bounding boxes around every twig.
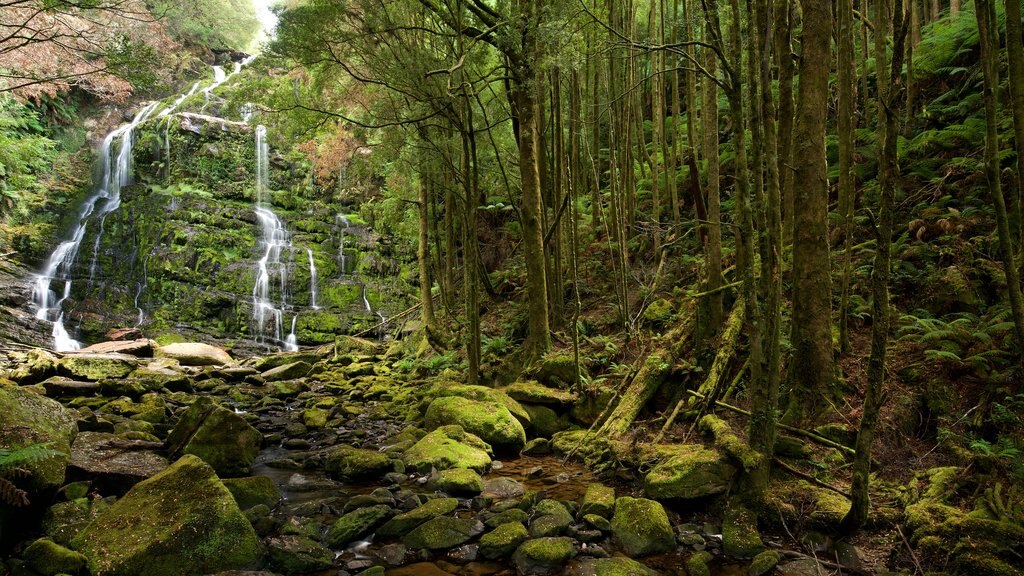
[773,457,849,497]
[896,524,925,576]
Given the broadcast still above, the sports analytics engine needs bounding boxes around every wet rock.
[482,477,525,499]
[0,385,77,492]
[72,455,262,575]
[610,496,675,557]
[749,550,781,576]
[776,558,826,576]
[530,499,574,537]
[643,447,736,500]
[374,543,409,566]
[579,484,615,519]
[522,438,552,455]
[157,342,233,366]
[80,339,155,357]
[424,396,526,453]
[571,557,659,576]
[343,487,397,511]
[41,377,100,397]
[59,352,138,381]
[222,476,281,510]
[324,445,392,481]
[266,535,334,574]
[686,551,713,576]
[67,431,168,492]
[479,522,529,560]
[435,468,484,496]
[326,504,395,547]
[402,425,492,473]
[402,516,484,550]
[723,503,764,559]
[485,508,529,529]
[378,497,459,537]
[166,396,262,477]
[261,361,312,382]
[22,537,88,576]
[503,381,578,406]
[448,544,478,563]
[512,537,576,575]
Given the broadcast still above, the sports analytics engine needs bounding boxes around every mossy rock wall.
[50,111,415,348]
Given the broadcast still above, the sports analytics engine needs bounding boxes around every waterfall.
[251,125,297,349]
[307,248,319,309]
[31,100,158,351]
[158,81,201,117]
[337,214,350,275]
[284,315,298,352]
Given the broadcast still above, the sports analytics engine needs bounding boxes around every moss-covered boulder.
[261,361,312,382]
[686,551,713,576]
[580,557,659,576]
[512,537,575,575]
[71,455,262,575]
[523,404,570,437]
[424,396,525,453]
[749,550,781,576]
[421,383,531,427]
[325,505,394,547]
[434,468,484,495]
[503,381,578,406]
[324,445,392,481]
[157,343,233,366]
[59,353,138,381]
[643,447,736,500]
[402,425,492,473]
[266,535,334,574]
[610,496,675,557]
[0,385,77,492]
[479,522,529,560]
[723,503,765,559]
[580,483,616,519]
[768,479,851,532]
[402,516,484,550]
[530,499,574,538]
[22,537,88,576]
[68,431,168,492]
[533,351,584,387]
[42,498,112,546]
[378,498,458,537]
[165,396,262,477]
[222,476,281,510]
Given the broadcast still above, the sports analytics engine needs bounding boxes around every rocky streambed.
[0,337,851,576]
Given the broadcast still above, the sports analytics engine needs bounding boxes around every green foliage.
[897,309,1015,374]
[146,0,261,51]
[0,441,61,507]
[0,96,55,220]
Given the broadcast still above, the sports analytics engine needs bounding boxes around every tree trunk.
[702,27,724,334]
[843,0,906,534]
[787,0,834,423]
[838,0,857,355]
[976,0,1024,359]
[1003,0,1024,250]
[418,166,436,332]
[776,0,796,245]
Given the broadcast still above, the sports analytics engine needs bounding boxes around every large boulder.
[80,339,155,357]
[643,447,736,500]
[378,498,458,537]
[402,425,492,473]
[157,343,233,366]
[71,455,262,575]
[512,537,575,575]
[166,397,262,477]
[402,516,484,550]
[324,445,392,481]
[325,505,394,547]
[58,353,138,381]
[502,381,578,406]
[610,496,675,556]
[0,386,77,492]
[261,361,312,382]
[479,522,529,560]
[68,431,168,492]
[424,396,526,453]
[421,383,531,427]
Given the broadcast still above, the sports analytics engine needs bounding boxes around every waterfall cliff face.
[28,59,414,351]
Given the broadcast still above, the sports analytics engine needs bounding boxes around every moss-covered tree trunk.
[776,0,796,245]
[843,0,907,534]
[702,24,724,335]
[1003,0,1024,251]
[838,0,857,355]
[786,0,834,423]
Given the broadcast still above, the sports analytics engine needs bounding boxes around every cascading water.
[284,315,298,352]
[251,125,297,349]
[32,100,159,351]
[337,214,350,275]
[307,248,319,309]
[31,62,253,351]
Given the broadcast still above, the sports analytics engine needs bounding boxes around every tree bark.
[838,0,858,355]
[787,0,835,423]
[1003,0,1024,250]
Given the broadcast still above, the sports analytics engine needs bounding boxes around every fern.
[0,441,61,507]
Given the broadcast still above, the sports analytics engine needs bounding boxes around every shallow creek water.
[233,396,748,576]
